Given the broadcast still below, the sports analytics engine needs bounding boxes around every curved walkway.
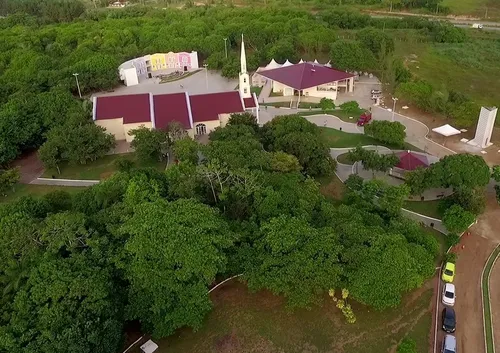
[482,244,500,353]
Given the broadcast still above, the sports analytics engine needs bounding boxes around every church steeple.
[239,33,251,98]
[240,34,247,74]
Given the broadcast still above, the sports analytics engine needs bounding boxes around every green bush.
[445,233,461,249]
[444,252,458,264]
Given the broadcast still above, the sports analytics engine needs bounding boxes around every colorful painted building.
[118,51,199,86]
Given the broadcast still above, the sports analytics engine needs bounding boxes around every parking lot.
[93,70,238,98]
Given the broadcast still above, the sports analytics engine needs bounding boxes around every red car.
[357,112,372,126]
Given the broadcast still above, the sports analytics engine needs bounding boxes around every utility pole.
[73,73,82,98]
[203,64,208,90]
[485,7,488,18]
[391,97,398,122]
[223,38,228,59]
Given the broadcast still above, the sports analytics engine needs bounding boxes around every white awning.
[265,59,282,70]
[140,340,159,353]
[432,124,461,137]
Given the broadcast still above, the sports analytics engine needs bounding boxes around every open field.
[0,184,86,203]
[136,280,433,353]
[394,37,500,107]
[41,153,166,180]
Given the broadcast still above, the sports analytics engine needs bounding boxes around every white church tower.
[239,34,251,99]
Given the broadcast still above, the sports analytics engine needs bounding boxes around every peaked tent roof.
[266,59,281,70]
[259,62,355,90]
[396,151,429,171]
[282,60,293,67]
[432,124,461,137]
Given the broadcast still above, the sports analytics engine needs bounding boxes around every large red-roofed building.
[93,91,258,141]
[258,62,354,101]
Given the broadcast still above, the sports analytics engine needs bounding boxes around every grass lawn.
[403,199,443,219]
[260,102,291,108]
[317,173,346,203]
[394,38,500,107]
[269,91,283,97]
[336,152,354,165]
[140,280,433,353]
[320,127,419,151]
[41,153,166,180]
[251,86,263,96]
[301,108,366,123]
[0,184,86,203]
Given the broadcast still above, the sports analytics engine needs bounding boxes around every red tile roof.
[153,93,192,129]
[396,151,429,171]
[243,96,257,109]
[95,93,151,124]
[258,62,354,90]
[189,91,244,123]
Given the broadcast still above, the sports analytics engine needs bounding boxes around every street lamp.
[223,38,228,59]
[391,97,398,122]
[73,73,82,98]
[203,64,208,91]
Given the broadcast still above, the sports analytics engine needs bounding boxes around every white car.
[442,283,456,306]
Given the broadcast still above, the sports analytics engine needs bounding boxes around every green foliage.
[349,146,399,176]
[129,126,169,162]
[268,151,301,173]
[444,252,458,264]
[245,215,342,308]
[122,199,233,337]
[114,157,135,173]
[227,112,259,132]
[492,166,500,182]
[39,112,116,170]
[445,233,461,249]
[429,154,491,190]
[496,185,500,205]
[405,167,430,196]
[262,115,336,177]
[397,338,417,353]
[0,167,20,195]
[340,101,361,114]
[356,27,395,58]
[442,205,475,234]
[330,40,376,71]
[431,23,467,44]
[173,138,199,165]
[364,120,406,147]
[319,98,335,112]
[441,187,486,216]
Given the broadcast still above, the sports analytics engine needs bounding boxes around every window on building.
[243,78,247,83]
[196,123,207,135]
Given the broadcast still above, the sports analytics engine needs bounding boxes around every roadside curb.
[481,243,500,353]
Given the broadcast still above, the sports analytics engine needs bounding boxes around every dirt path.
[12,150,44,184]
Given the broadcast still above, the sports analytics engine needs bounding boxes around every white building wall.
[190,51,199,69]
[123,68,139,86]
[302,86,337,100]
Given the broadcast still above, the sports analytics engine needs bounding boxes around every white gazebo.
[432,124,461,146]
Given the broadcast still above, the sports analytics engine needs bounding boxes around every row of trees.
[0,114,439,352]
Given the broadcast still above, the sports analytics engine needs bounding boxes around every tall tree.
[129,126,169,162]
[245,215,342,308]
[122,199,234,337]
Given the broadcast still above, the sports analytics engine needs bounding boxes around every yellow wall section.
[96,118,125,140]
[150,54,166,71]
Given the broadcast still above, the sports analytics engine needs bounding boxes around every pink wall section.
[177,52,192,68]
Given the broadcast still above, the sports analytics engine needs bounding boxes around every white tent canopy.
[265,59,282,70]
[432,124,461,137]
[140,340,158,353]
[298,58,304,64]
[282,59,293,67]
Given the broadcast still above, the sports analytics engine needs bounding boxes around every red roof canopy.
[95,93,151,124]
[189,91,244,123]
[396,151,429,171]
[243,96,257,108]
[258,62,354,90]
[153,92,191,130]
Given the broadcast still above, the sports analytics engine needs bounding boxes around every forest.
[0,114,442,352]
[0,4,484,167]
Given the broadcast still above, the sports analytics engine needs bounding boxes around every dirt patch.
[216,331,241,353]
[12,150,44,184]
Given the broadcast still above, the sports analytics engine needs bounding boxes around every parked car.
[371,89,382,95]
[357,112,372,126]
[471,23,483,29]
[442,307,456,333]
[442,283,456,306]
[442,262,455,283]
[442,334,456,353]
